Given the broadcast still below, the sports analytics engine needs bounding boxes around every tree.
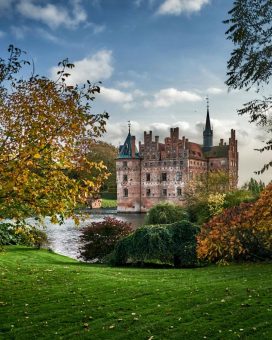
[87,141,118,192]
[224,0,272,173]
[0,45,109,224]
[197,183,272,263]
[69,141,118,199]
[242,177,266,197]
[184,171,230,224]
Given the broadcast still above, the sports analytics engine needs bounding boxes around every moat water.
[43,210,146,260]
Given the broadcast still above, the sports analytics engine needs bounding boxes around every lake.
[44,211,146,260]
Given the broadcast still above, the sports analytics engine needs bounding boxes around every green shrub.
[79,217,132,262]
[171,220,200,267]
[223,189,256,209]
[111,220,199,268]
[0,223,48,248]
[187,201,211,225]
[145,202,188,225]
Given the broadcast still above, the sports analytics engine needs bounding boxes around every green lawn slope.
[1,247,271,339]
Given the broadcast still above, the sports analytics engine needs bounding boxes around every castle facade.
[116,109,238,213]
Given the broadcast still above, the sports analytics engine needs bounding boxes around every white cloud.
[0,30,5,38]
[207,87,224,95]
[50,50,113,85]
[157,0,210,15]
[133,89,145,97]
[144,88,202,108]
[116,80,135,89]
[100,86,133,104]
[17,0,87,29]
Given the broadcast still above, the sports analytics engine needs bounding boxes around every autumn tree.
[0,45,109,224]
[197,183,272,263]
[184,171,230,224]
[224,0,272,173]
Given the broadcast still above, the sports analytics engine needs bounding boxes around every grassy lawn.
[0,247,271,339]
[101,198,117,209]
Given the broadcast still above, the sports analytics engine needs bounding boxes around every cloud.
[144,88,202,108]
[157,0,210,15]
[100,86,133,104]
[0,30,5,38]
[207,87,224,95]
[116,81,135,89]
[97,86,146,109]
[16,0,87,29]
[50,50,113,85]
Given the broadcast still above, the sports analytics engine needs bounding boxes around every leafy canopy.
[224,0,272,173]
[0,45,109,224]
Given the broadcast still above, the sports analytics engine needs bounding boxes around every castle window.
[161,172,167,181]
[177,188,182,196]
[176,172,181,181]
[123,188,128,197]
[123,161,127,167]
[146,173,151,181]
[123,174,128,182]
[162,189,167,196]
[146,188,151,197]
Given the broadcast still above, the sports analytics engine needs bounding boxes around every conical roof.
[118,129,140,159]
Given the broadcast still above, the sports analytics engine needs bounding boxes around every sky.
[0,0,271,185]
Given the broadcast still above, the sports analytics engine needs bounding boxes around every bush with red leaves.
[79,217,132,262]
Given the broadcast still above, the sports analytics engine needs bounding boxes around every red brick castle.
[116,106,238,212]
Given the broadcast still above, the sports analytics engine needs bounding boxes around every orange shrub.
[197,184,272,263]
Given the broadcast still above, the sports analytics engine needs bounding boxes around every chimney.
[131,136,136,158]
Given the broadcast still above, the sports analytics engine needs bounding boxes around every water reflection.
[44,212,145,260]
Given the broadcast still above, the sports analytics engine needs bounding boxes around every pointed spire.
[128,120,131,134]
[203,97,213,151]
[205,96,212,132]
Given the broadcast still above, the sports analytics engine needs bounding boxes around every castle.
[116,106,238,213]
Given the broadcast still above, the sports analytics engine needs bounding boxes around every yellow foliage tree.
[0,45,109,224]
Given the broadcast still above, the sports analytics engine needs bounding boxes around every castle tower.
[203,98,213,151]
[116,122,141,212]
[228,129,239,189]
